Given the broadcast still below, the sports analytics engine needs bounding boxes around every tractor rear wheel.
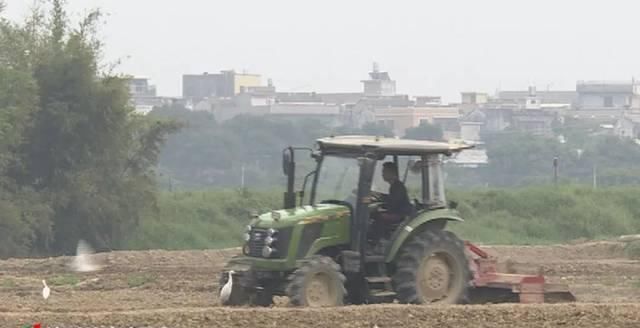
[287,256,346,307]
[392,230,469,304]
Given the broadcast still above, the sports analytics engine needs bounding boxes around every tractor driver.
[368,161,413,243]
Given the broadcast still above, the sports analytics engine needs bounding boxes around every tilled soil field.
[1,241,640,327]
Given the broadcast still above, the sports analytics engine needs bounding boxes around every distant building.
[615,111,640,139]
[356,95,413,109]
[274,92,363,105]
[373,106,460,137]
[461,92,489,105]
[415,96,442,106]
[576,80,640,110]
[361,63,396,97]
[129,77,157,98]
[268,103,342,124]
[182,72,223,101]
[480,105,514,133]
[127,77,177,115]
[447,148,488,168]
[317,93,364,105]
[498,88,577,107]
[459,92,489,114]
[460,110,485,142]
[182,70,262,101]
[511,109,557,136]
[567,109,623,122]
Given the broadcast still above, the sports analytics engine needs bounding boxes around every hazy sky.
[3,0,640,102]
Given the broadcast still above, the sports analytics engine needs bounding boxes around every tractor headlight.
[262,246,275,258]
[267,228,278,236]
[244,225,252,241]
[265,236,277,245]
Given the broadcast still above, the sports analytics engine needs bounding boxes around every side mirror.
[282,149,293,175]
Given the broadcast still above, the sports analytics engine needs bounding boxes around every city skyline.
[4,0,640,102]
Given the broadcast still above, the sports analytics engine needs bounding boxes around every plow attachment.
[465,241,576,304]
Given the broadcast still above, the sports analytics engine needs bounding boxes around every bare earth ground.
[1,241,640,327]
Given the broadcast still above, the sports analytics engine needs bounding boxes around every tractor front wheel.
[392,230,470,304]
[250,288,274,307]
[287,256,346,307]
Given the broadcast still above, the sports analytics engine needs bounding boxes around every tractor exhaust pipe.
[283,147,296,209]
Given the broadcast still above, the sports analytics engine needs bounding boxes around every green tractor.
[220,135,474,306]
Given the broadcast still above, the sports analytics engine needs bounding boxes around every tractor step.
[366,276,392,284]
[371,291,396,298]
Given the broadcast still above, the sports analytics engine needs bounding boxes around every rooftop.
[367,71,392,81]
[621,112,640,124]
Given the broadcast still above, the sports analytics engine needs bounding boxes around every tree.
[0,1,179,256]
[0,1,55,257]
[404,121,444,141]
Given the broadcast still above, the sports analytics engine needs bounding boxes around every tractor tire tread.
[391,229,470,304]
[286,255,347,307]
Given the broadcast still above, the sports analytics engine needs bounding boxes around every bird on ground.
[70,240,102,272]
[41,280,50,300]
[219,270,235,305]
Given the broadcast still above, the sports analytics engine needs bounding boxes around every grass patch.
[449,185,640,245]
[123,189,280,250]
[48,274,79,286]
[127,274,155,288]
[122,185,640,250]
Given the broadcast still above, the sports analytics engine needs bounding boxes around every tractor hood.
[252,203,351,229]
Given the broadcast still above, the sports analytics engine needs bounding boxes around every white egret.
[219,270,235,305]
[42,280,50,300]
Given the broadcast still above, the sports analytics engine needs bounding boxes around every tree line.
[149,104,445,189]
[152,104,640,190]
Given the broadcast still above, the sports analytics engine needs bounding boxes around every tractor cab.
[307,136,471,253]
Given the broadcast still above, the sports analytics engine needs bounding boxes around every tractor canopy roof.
[316,135,474,157]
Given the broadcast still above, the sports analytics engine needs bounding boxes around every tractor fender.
[384,209,464,263]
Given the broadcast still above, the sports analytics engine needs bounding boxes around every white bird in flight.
[70,240,102,272]
[219,270,235,305]
[42,280,50,300]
